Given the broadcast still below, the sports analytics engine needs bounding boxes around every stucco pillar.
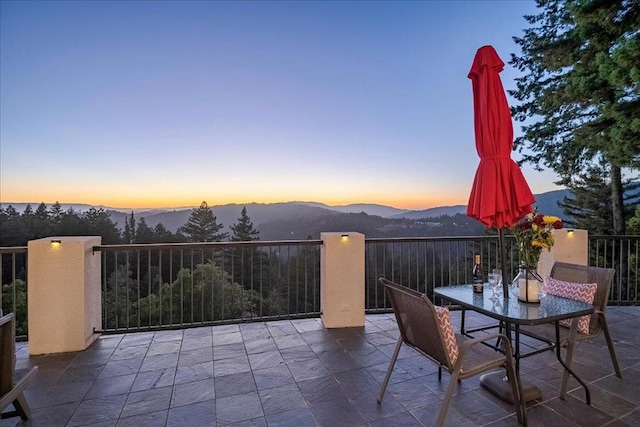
[538,229,588,279]
[321,232,365,328]
[27,236,102,355]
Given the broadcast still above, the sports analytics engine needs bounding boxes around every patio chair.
[1,313,38,420]
[519,262,622,399]
[377,278,524,426]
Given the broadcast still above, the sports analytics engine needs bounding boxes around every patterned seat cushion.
[434,305,458,365]
[544,276,597,334]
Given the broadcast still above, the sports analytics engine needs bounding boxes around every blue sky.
[0,0,556,210]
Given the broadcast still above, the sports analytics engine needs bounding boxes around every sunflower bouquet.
[511,209,563,267]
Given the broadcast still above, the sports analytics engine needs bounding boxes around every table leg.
[555,321,591,404]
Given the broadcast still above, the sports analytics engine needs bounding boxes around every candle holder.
[513,265,543,303]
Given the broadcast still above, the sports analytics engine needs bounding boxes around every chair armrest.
[458,332,510,354]
[592,309,608,334]
[0,366,37,412]
[453,332,514,374]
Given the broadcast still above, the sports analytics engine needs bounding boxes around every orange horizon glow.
[0,173,473,211]
[0,193,469,211]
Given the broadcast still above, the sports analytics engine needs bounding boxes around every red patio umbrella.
[466,45,535,297]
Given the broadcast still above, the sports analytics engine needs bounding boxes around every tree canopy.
[0,203,179,246]
[511,0,640,234]
[179,201,228,242]
[231,207,260,242]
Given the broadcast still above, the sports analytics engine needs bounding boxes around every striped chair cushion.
[544,276,597,334]
[434,305,458,365]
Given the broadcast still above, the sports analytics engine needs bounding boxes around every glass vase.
[512,265,544,303]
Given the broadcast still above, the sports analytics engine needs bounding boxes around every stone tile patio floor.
[3,306,640,426]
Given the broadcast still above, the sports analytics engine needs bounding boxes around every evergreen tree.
[0,206,28,246]
[21,205,35,240]
[135,217,155,243]
[152,223,178,243]
[179,201,228,242]
[228,207,262,289]
[83,207,122,244]
[33,202,53,238]
[50,202,64,226]
[123,212,136,244]
[55,208,85,237]
[230,207,260,241]
[511,0,640,235]
[34,203,49,221]
[560,165,614,233]
[560,165,640,234]
[3,206,19,219]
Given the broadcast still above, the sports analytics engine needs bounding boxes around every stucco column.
[27,236,102,355]
[320,232,365,328]
[538,229,588,279]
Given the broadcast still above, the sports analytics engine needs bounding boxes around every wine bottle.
[472,254,484,293]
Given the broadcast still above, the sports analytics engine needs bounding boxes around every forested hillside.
[0,190,585,246]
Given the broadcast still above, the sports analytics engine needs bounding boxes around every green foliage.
[135,218,155,243]
[123,212,136,244]
[628,205,640,234]
[0,203,180,246]
[560,164,615,232]
[179,201,228,242]
[228,207,263,288]
[133,261,261,326]
[2,279,27,337]
[511,0,640,234]
[50,202,64,224]
[231,207,260,242]
[152,223,181,242]
[281,243,321,314]
[560,164,639,233]
[84,207,122,244]
[0,206,28,246]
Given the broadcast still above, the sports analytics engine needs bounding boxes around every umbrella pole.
[499,228,509,298]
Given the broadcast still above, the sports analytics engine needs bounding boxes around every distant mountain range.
[1,189,570,239]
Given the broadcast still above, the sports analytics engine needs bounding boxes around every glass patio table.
[434,284,595,404]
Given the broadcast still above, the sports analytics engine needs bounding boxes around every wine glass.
[488,269,503,299]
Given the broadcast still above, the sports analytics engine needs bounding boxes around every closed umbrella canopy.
[466,45,535,229]
[466,45,535,298]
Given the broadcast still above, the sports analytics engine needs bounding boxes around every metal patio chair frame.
[377,277,525,426]
[0,313,38,420]
[519,262,622,399]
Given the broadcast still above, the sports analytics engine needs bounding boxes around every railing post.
[538,229,589,278]
[27,236,102,355]
[320,232,365,328]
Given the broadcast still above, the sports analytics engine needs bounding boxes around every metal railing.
[94,240,322,332]
[589,236,640,304]
[364,236,517,312]
[1,235,639,338]
[0,246,27,338]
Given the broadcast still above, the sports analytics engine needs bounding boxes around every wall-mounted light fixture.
[50,239,62,248]
[341,234,349,242]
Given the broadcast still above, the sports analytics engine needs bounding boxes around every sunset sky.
[0,0,557,210]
